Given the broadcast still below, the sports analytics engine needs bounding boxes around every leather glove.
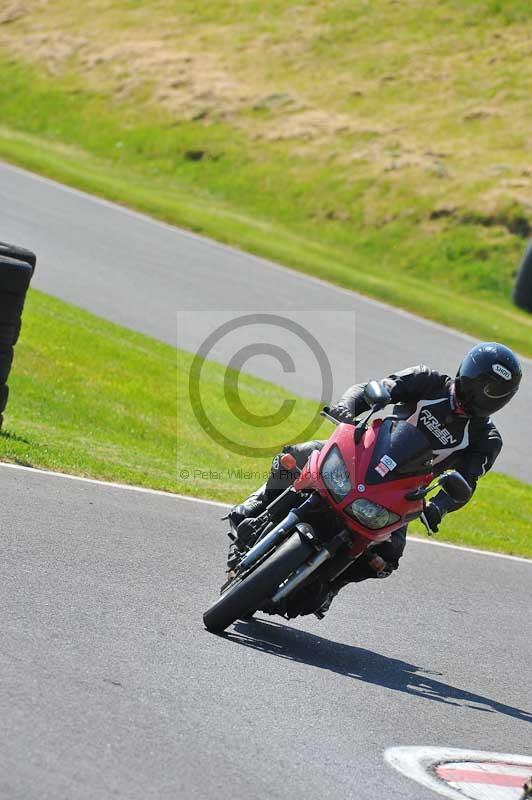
[326,403,356,425]
[420,500,442,535]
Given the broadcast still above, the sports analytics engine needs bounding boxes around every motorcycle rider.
[226,342,522,617]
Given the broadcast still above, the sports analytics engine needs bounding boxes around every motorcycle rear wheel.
[203,532,314,633]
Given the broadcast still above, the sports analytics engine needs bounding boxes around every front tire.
[203,532,313,633]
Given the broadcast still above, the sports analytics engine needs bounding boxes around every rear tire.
[203,533,313,634]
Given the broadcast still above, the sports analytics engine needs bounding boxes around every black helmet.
[455,342,522,416]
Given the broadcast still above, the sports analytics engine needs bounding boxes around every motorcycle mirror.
[364,380,391,410]
[439,471,472,503]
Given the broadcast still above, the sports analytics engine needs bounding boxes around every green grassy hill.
[0,1,531,351]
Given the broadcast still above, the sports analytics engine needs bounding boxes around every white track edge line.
[3,161,531,366]
[406,534,531,563]
[0,461,183,501]
[0,460,231,507]
[1,461,530,564]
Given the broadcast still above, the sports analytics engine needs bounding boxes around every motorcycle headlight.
[347,499,400,530]
[321,446,352,501]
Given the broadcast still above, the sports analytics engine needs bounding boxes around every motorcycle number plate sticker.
[385,747,532,800]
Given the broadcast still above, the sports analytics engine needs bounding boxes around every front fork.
[270,525,352,603]
[237,492,322,573]
[237,490,355,607]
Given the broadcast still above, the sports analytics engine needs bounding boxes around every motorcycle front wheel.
[203,532,314,633]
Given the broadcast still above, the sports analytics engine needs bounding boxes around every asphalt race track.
[0,161,530,481]
[1,465,531,800]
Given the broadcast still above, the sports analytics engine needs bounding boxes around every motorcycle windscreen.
[365,418,433,484]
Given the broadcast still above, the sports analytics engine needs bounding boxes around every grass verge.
[2,288,530,558]
[2,290,177,491]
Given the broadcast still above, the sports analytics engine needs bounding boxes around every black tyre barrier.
[0,292,25,320]
[0,246,36,426]
[0,295,25,347]
[0,314,20,352]
[0,347,14,384]
[0,242,36,274]
[0,256,33,295]
[513,240,532,312]
[0,323,18,349]
[0,384,9,414]
[12,317,23,347]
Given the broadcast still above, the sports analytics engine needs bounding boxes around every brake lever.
[320,407,341,426]
[320,406,360,426]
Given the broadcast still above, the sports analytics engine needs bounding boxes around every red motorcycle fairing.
[294,418,433,558]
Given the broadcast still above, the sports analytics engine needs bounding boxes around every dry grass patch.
[1,0,531,220]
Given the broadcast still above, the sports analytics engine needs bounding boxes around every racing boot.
[227,483,268,533]
[313,579,347,619]
[224,442,323,575]
[225,484,268,572]
[311,552,391,619]
[313,553,397,618]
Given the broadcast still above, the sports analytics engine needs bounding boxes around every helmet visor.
[458,375,516,416]
[483,379,514,400]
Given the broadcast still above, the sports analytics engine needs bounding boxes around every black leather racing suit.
[261,365,502,592]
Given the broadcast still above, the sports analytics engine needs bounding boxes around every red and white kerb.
[385,747,532,800]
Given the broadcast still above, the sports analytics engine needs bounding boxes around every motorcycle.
[203,381,471,634]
